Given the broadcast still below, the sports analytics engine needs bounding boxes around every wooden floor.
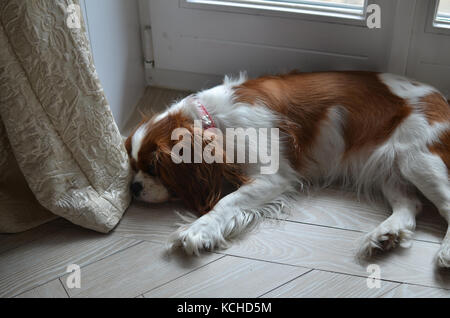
[1,87,449,298]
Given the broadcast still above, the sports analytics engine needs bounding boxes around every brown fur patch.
[234,71,412,169]
[419,93,450,124]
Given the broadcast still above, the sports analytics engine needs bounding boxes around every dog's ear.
[201,127,250,189]
[155,129,249,214]
[158,156,248,213]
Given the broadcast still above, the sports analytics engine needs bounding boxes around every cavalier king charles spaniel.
[125,71,450,268]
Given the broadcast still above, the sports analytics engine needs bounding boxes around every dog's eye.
[147,164,157,177]
[168,188,178,198]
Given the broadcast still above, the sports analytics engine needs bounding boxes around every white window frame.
[425,0,450,35]
[180,0,374,26]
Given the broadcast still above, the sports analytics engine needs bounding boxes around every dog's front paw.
[356,219,415,259]
[169,218,227,255]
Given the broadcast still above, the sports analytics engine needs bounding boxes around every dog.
[125,71,450,268]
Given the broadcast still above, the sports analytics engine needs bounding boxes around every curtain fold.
[0,0,132,233]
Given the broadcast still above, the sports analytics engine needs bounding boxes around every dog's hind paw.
[436,245,450,268]
[356,219,414,259]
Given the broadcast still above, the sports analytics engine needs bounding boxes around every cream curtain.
[0,0,132,233]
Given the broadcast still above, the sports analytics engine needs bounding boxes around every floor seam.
[138,254,227,297]
[377,283,402,298]
[257,268,315,298]
[266,217,443,245]
[58,277,70,298]
[216,252,313,270]
[8,239,144,298]
[310,268,450,291]
[215,253,450,291]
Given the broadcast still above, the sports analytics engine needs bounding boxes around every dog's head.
[125,103,248,213]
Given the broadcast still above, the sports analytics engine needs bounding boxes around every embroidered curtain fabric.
[0,0,132,233]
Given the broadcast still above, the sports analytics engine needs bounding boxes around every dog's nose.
[130,182,143,197]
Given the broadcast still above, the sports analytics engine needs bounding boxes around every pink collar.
[194,99,216,129]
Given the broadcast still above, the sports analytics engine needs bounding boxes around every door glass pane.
[436,0,450,25]
[190,0,367,18]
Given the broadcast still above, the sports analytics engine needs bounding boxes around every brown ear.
[156,133,249,214]
[157,154,222,213]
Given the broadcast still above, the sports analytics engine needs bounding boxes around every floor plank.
[222,221,450,289]
[0,226,140,297]
[113,201,185,244]
[143,255,310,298]
[288,189,446,244]
[262,270,399,298]
[60,241,223,298]
[15,279,68,298]
[382,284,450,297]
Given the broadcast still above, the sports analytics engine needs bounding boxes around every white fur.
[131,123,148,161]
[131,122,172,204]
[378,73,436,103]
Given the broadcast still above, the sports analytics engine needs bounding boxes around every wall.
[81,0,146,131]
